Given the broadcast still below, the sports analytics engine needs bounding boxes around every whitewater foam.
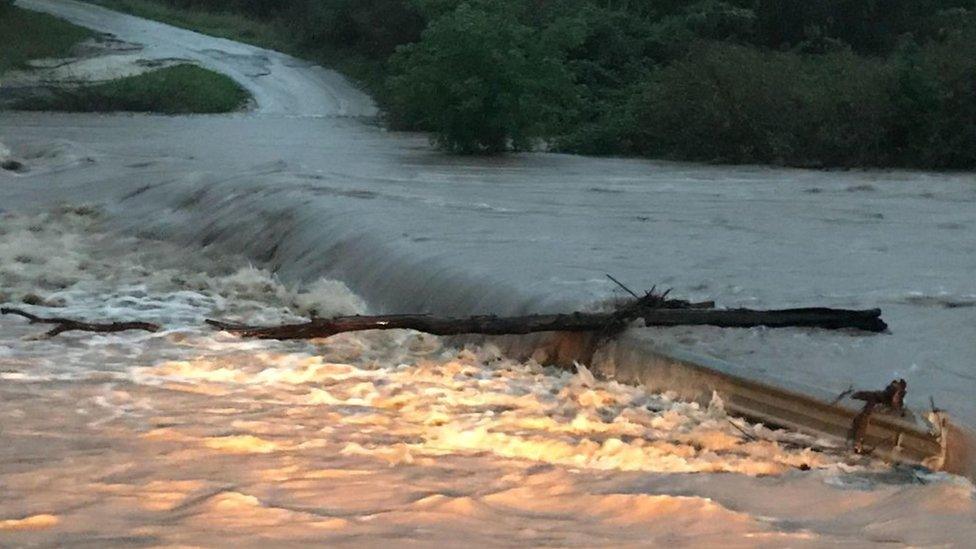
[2,208,975,546]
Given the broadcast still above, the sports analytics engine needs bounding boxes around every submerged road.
[2,0,976,422]
[11,0,375,116]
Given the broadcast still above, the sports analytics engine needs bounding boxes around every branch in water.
[1,307,160,337]
[205,306,887,341]
[850,378,908,453]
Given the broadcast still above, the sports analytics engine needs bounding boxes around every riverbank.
[11,64,250,113]
[78,0,976,169]
[84,0,388,104]
[0,3,92,72]
[0,4,250,113]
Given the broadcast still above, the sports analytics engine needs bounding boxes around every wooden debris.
[205,306,887,341]
[850,378,908,453]
[1,307,160,337]
[605,277,715,310]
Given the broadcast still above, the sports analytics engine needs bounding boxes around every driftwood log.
[205,306,887,340]
[1,307,160,337]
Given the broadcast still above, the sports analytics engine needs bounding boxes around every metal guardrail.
[594,333,949,470]
[455,329,968,476]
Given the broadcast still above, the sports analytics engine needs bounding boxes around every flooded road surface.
[2,209,975,547]
[4,108,974,425]
[2,0,976,545]
[9,0,375,116]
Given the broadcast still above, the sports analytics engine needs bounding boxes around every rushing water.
[1,208,974,546]
[2,0,976,544]
[4,110,975,426]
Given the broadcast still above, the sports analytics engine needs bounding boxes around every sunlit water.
[2,0,974,427]
[2,1,976,544]
[3,110,974,426]
[2,209,975,546]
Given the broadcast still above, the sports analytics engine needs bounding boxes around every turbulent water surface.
[1,209,974,546]
[2,0,976,545]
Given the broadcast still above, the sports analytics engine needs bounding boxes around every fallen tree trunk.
[1,307,160,337]
[206,306,887,340]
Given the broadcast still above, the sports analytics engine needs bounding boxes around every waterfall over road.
[3,0,976,423]
[3,2,976,545]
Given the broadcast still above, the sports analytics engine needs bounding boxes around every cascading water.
[2,0,976,544]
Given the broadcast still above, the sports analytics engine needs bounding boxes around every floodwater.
[2,0,976,545]
[1,209,974,546]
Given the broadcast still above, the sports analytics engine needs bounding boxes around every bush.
[753,0,976,55]
[626,36,976,169]
[388,1,582,153]
[88,0,976,167]
[629,42,895,166]
[631,43,803,164]
[888,28,976,168]
[287,0,425,57]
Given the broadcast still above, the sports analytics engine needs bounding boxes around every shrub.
[87,0,976,167]
[890,27,976,168]
[631,43,803,164]
[388,1,582,153]
[287,0,425,57]
[629,42,897,167]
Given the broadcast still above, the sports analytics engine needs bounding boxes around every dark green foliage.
[885,27,976,168]
[628,34,976,168]
[84,0,976,167]
[286,0,425,57]
[14,64,250,114]
[753,0,975,55]
[388,1,582,153]
[556,0,976,168]
[100,0,427,57]
[629,44,892,166]
[632,44,800,164]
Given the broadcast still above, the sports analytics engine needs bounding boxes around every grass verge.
[87,0,286,51]
[83,0,387,100]
[0,5,94,72]
[14,64,250,114]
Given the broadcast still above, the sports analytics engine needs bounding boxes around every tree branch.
[1,307,160,337]
[206,306,887,341]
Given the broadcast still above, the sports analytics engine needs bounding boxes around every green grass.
[14,64,250,113]
[0,5,94,72]
[86,0,288,51]
[83,0,387,102]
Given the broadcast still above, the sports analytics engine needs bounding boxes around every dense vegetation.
[0,3,94,72]
[86,0,976,167]
[14,64,250,114]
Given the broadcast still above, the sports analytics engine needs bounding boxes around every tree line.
[124,0,976,168]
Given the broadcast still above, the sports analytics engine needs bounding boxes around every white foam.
[1,207,974,546]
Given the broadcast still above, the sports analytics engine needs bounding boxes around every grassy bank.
[87,0,288,51]
[0,2,249,114]
[0,4,94,72]
[14,64,250,114]
[84,0,387,101]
